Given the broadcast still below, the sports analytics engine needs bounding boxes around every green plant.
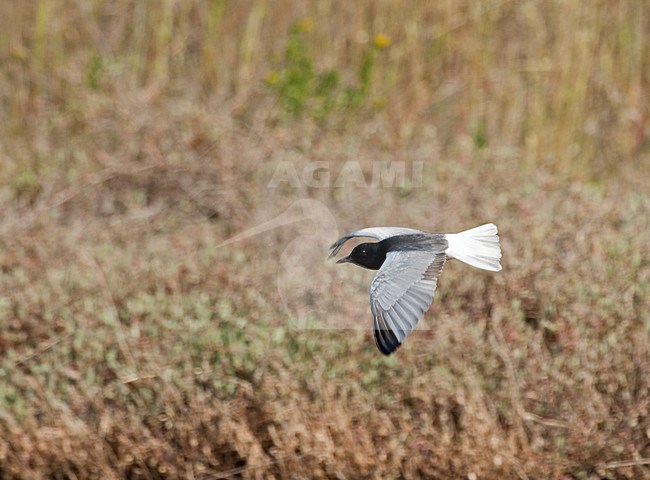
[266,21,382,119]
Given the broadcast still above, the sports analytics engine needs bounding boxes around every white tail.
[445,223,502,272]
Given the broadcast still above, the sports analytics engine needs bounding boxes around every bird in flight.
[330,224,502,355]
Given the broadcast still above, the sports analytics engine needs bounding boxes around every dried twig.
[603,458,650,469]
[14,333,74,367]
[201,453,307,480]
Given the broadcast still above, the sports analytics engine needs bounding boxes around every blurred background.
[1,1,649,478]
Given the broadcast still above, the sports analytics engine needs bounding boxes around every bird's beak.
[336,256,351,264]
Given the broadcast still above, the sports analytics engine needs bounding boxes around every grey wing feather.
[370,250,447,355]
[328,227,424,258]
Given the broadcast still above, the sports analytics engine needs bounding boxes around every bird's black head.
[337,242,387,270]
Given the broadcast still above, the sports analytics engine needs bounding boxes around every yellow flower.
[265,71,280,85]
[296,17,314,33]
[373,33,391,49]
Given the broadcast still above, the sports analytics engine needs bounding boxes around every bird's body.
[340,234,447,270]
[330,224,502,355]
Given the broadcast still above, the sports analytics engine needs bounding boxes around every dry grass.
[1,1,649,479]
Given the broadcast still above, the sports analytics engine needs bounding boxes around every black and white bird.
[329,224,502,355]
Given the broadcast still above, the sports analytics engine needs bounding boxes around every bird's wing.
[328,227,424,258]
[369,249,447,355]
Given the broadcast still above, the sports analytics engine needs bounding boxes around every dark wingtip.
[373,324,401,355]
[377,344,394,356]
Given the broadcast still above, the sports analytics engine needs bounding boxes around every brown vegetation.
[1,1,649,479]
